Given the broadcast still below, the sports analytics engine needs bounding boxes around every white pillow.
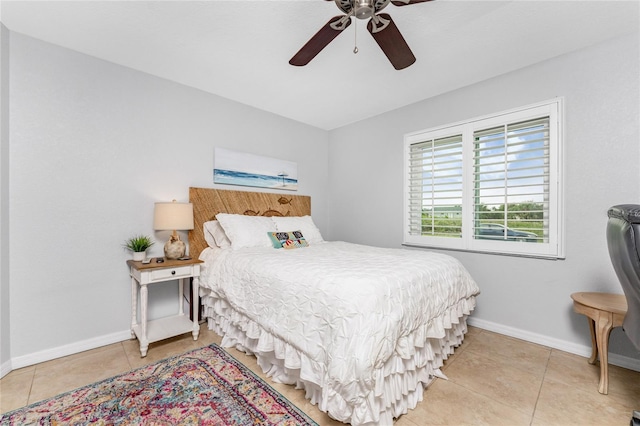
[215,213,275,249]
[272,216,324,244]
[203,220,232,249]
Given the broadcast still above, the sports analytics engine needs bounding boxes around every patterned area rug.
[1,344,318,425]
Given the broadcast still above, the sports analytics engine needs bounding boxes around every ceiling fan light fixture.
[354,0,374,19]
[291,0,430,69]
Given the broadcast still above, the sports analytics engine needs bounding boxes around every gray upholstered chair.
[607,205,640,426]
[606,204,640,351]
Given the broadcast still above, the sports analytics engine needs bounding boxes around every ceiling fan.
[289,0,432,70]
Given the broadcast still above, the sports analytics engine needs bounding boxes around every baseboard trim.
[5,321,639,376]
[0,359,12,379]
[9,330,132,371]
[467,317,640,372]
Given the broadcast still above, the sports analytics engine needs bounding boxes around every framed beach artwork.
[213,148,298,191]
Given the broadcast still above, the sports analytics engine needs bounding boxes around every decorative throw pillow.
[271,216,324,244]
[267,230,309,249]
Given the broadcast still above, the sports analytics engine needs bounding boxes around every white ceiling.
[1,0,638,130]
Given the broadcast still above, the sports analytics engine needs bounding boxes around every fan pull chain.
[353,18,359,54]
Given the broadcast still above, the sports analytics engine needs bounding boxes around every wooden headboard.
[188,187,311,258]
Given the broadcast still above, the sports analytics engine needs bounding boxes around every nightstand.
[127,258,204,357]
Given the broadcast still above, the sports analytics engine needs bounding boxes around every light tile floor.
[1,325,639,425]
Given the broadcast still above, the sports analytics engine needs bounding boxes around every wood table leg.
[191,278,200,340]
[595,312,614,395]
[130,276,138,339]
[586,317,598,364]
[139,284,149,357]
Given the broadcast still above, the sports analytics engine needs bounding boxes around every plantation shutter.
[472,117,550,242]
[408,134,463,238]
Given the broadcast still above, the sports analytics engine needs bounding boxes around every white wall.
[1,24,11,376]
[327,33,640,365]
[7,32,329,366]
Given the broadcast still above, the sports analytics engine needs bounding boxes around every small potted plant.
[123,235,155,261]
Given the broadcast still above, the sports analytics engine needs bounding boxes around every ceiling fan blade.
[289,16,352,66]
[390,0,433,6]
[367,13,416,70]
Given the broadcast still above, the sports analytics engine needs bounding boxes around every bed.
[189,187,480,425]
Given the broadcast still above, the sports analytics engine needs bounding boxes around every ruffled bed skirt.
[201,290,476,425]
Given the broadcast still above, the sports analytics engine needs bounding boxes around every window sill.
[401,243,566,260]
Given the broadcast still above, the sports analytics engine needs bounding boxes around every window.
[404,99,563,259]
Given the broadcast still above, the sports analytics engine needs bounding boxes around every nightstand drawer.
[149,265,193,282]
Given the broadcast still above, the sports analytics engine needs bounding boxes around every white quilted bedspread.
[198,241,480,410]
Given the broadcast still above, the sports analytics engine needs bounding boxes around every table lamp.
[153,200,194,259]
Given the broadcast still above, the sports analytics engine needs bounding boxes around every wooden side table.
[127,258,204,357]
[571,291,627,394]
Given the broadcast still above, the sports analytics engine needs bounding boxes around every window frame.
[403,98,564,259]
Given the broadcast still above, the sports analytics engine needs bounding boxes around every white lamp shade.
[154,201,194,231]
